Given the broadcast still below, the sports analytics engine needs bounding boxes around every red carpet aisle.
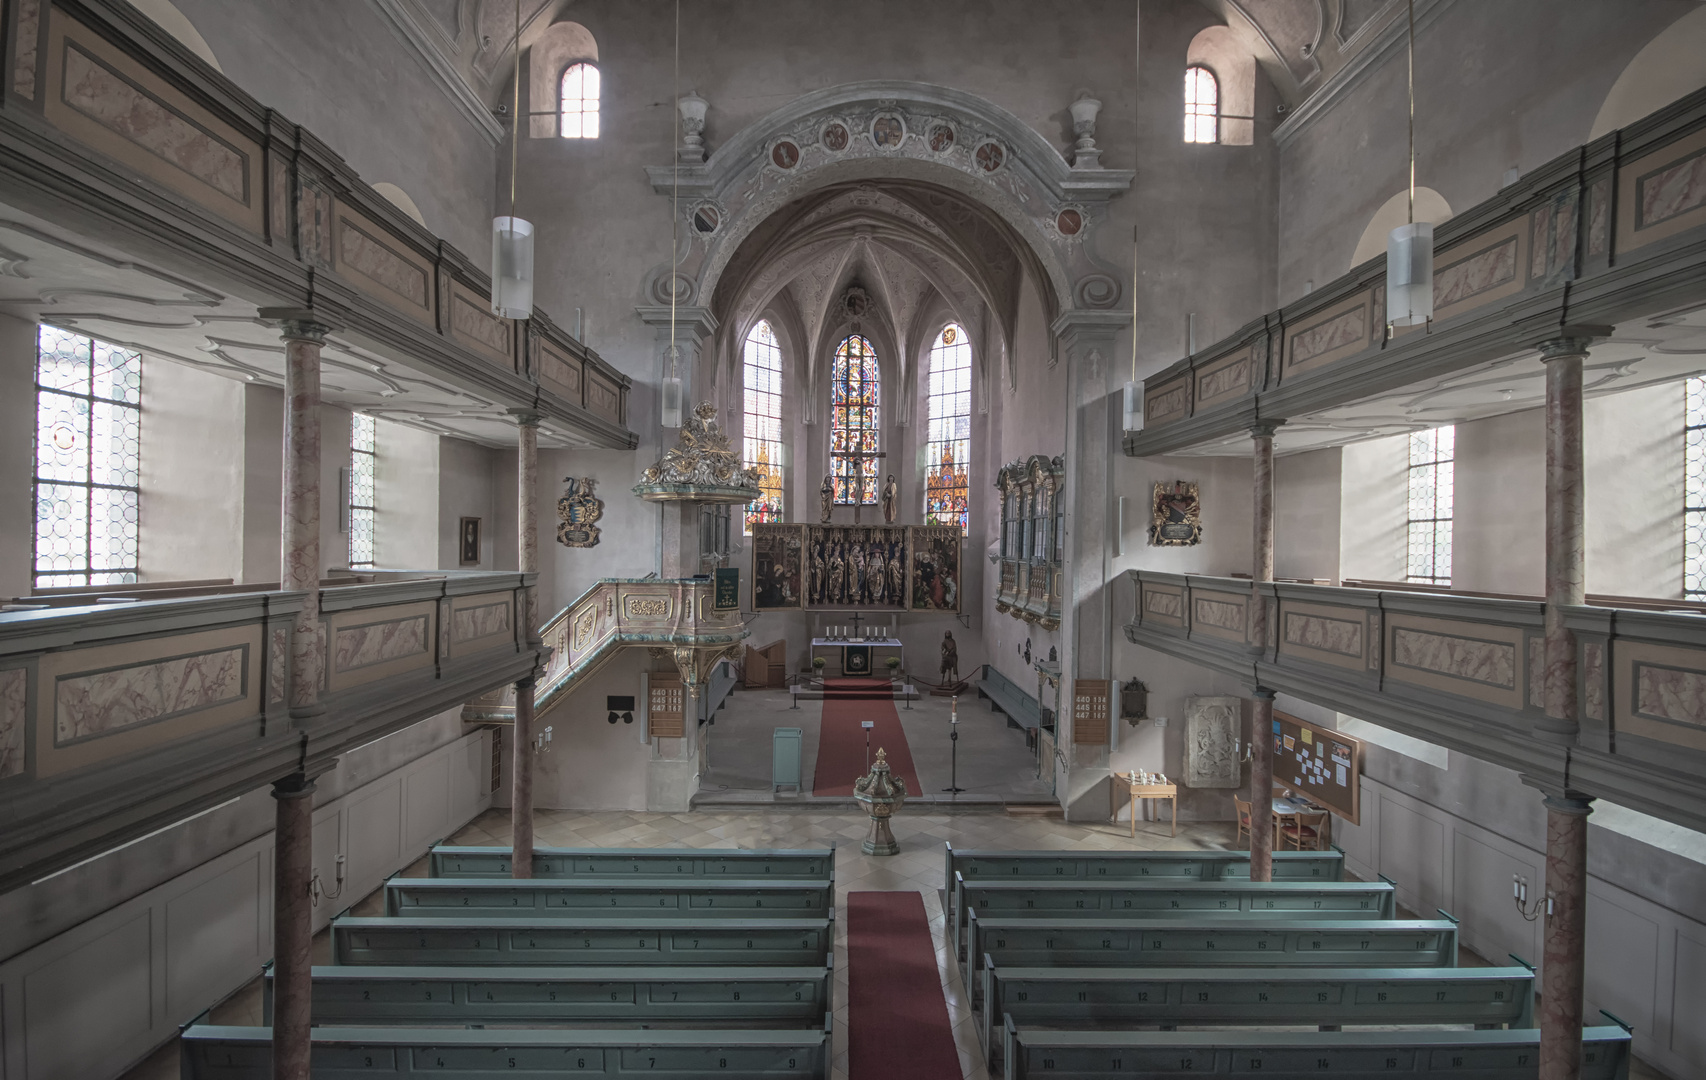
[846,891,964,1080]
[813,681,923,796]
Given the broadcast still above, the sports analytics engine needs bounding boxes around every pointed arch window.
[742,320,785,533]
[1184,65,1218,144]
[560,62,600,138]
[830,335,880,505]
[925,324,971,531]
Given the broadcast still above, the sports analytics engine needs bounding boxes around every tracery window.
[742,320,785,533]
[1406,425,1454,587]
[349,413,376,569]
[32,326,140,588]
[1184,65,1219,144]
[560,63,600,138]
[830,335,880,505]
[924,324,972,531]
[1685,378,1706,597]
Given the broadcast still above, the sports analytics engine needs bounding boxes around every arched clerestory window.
[560,62,600,138]
[924,324,971,531]
[742,320,785,533]
[1184,65,1218,144]
[830,335,880,505]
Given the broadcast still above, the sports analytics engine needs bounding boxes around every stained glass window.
[349,413,376,569]
[1686,378,1706,597]
[925,324,971,531]
[560,63,600,139]
[742,320,785,533]
[33,326,141,588]
[1406,425,1454,587]
[1184,65,1218,144]
[830,335,880,505]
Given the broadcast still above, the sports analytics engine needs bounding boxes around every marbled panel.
[1529,638,1544,709]
[587,375,620,421]
[1391,628,1516,688]
[1146,382,1189,423]
[0,668,25,779]
[62,46,245,202]
[1635,663,1706,728]
[1434,237,1517,308]
[453,602,511,643]
[1195,358,1249,404]
[1583,642,1604,721]
[269,153,290,242]
[1529,204,1552,280]
[332,615,428,673]
[1368,612,1382,671]
[1289,307,1367,368]
[339,218,428,308]
[13,0,40,98]
[1283,612,1363,657]
[1144,591,1183,619]
[452,295,508,354]
[268,627,287,704]
[297,182,332,268]
[538,347,582,400]
[1638,149,1706,229]
[1588,179,1609,256]
[1193,597,1246,633]
[55,646,245,745]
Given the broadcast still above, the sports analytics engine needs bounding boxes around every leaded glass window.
[742,320,785,533]
[1184,65,1218,144]
[830,335,880,505]
[349,413,376,569]
[560,63,600,138]
[1406,425,1454,587]
[1686,378,1706,597]
[33,326,140,588]
[924,324,971,531]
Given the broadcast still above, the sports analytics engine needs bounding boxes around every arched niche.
[372,183,427,227]
[527,20,598,138]
[1590,5,1706,140]
[129,0,221,72]
[1187,26,1256,146]
[1349,187,1453,269]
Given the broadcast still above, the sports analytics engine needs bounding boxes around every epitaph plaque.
[1182,695,1243,788]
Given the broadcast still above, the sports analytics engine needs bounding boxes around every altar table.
[809,637,903,677]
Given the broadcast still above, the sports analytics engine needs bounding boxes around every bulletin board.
[1272,711,1363,824]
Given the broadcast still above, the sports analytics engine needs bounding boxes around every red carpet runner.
[847,891,964,1080]
[813,681,922,797]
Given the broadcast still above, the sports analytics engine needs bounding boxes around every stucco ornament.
[634,401,764,502]
[556,477,603,548]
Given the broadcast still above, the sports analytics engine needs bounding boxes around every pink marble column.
[1250,421,1281,647]
[277,316,332,718]
[270,775,315,1080]
[511,674,536,878]
[1249,688,1275,882]
[511,412,540,878]
[1538,337,1590,742]
[1540,794,1593,1080]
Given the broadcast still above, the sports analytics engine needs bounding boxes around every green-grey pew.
[331,916,833,968]
[961,914,1459,1005]
[180,1023,830,1079]
[265,963,832,1028]
[955,876,1396,960]
[430,845,834,880]
[980,963,1535,1064]
[383,877,832,918]
[1000,1021,1631,1080]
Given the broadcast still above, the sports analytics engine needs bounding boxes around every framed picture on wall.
[459,517,481,566]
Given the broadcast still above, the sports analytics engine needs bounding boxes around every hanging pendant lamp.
[1386,0,1431,329]
[492,0,534,320]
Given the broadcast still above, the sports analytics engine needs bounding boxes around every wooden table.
[1127,781,1178,837]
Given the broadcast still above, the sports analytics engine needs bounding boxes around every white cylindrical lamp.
[1122,379,1145,433]
[1386,221,1433,327]
[491,216,535,319]
[660,343,683,429]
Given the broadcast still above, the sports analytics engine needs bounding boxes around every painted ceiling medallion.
[1055,208,1084,236]
[820,121,850,152]
[691,203,721,235]
[974,140,1006,172]
[770,141,801,169]
[927,124,955,153]
[870,114,906,149]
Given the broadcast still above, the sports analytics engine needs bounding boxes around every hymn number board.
[1272,711,1362,824]
[1072,678,1110,745]
[649,674,685,739]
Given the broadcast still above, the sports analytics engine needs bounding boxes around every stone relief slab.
[1144,379,1190,426]
[1183,695,1243,789]
[333,616,428,673]
[55,645,246,745]
[1390,627,1516,689]
[0,668,25,779]
[1194,351,1250,408]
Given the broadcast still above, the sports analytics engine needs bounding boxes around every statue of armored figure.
[941,631,959,682]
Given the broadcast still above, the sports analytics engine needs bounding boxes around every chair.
[1233,797,1253,848]
[1281,809,1330,851]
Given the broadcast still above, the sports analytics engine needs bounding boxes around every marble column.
[1249,688,1275,882]
[1249,420,1281,646]
[1538,336,1591,743]
[274,314,332,718]
[511,411,541,879]
[270,774,315,1080]
[1540,794,1593,1080]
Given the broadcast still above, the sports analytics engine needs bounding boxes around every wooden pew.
[942,846,1344,952]
[430,845,834,880]
[961,914,1459,1005]
[954,876,1396,961]
[180,1023,830,1079]
[383,877,833,918]
[331,916,834,968]
[265,963,833,1028]
[981,963,1535,1064]
[1000,1021,1632,1080]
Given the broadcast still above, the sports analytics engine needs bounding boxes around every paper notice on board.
[1301,728,1313,744]
[1336,764,1347,786]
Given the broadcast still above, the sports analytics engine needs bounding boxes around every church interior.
[1,1,1705,1078]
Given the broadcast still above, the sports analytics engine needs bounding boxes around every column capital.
[1251,686,1276,700]
[1535,325,1612,361]
[258,308,335,344]
[271,773,317,800]
[508,408,544,427]
[1541,794,1594,816]
[1250,418,1285,439]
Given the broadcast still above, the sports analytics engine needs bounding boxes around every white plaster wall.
[1452,409,1544,596]
[372,419,439,569]
[1339,432,1410,584]
[137,360,244,583]
[0,313,37,598]
[438,437,503,571]
[523,649,656,811]
[1273,447,1342,583]
[239,385,283,585]
[1586,381,1685,599]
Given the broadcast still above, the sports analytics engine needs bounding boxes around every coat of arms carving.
[557,476,603,548]
[1149,480,1202,547]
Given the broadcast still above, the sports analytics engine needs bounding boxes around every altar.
[810,637,904,677]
